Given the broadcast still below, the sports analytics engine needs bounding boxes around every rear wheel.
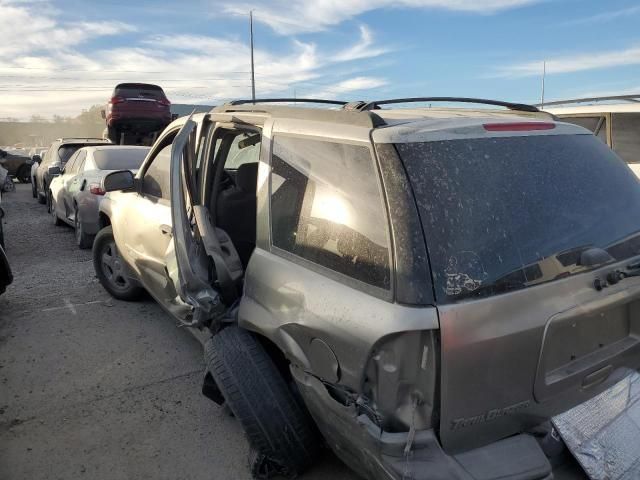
[93,226,143,301]
[108,126,119,144]
[37,182,46,204]
[74,209,93,249]
[50,194,62,226]
[205,326,321,478]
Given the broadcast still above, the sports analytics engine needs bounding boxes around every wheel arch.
[98,211,111,229]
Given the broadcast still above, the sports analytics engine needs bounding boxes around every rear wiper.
[596,261,640,290]
[452,277,526,302]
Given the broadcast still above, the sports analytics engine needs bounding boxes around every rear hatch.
[391,124,640,453]
[113,83,170,114]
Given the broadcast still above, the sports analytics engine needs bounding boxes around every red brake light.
[89,183,106,195]
[109,96,125,105]
[158,97,171,107]
[483,122,556,132]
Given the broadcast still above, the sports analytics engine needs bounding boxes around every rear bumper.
[292,367,552,480]
[108,105,171,131]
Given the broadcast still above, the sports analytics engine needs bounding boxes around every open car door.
[167,115,243,331]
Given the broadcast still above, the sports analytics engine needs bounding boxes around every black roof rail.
[353,97,540,113]
[227,98,347,106]
[537,94,640,107]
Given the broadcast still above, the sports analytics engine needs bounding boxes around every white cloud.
[221,0,541,34]
[0,3,135,57]
[312,76,388,98]
[494,45,640,78]
[0,2,390,119]
[559,5,640,27]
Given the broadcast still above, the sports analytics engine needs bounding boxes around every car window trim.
[266,132,394,302]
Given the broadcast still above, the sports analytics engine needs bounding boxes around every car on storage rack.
[35,138,111,207]
[542,94,640,178]
[92,97,640,480]
[102,83,172,144]
[49,145,150,249]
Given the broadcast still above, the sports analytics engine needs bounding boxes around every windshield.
[396,134,640,303]
[93,148,149,170]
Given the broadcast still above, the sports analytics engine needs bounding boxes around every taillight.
[483,122,556,132]
[89,183,106,195]
[158,97,171,106]
[109,96,125,105]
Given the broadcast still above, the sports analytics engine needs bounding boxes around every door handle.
[160,224,173,236]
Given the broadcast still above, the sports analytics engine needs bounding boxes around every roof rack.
[58,137,109,141]
[350,97,540,113]
[227,98,347,106]
[538,94,640,107]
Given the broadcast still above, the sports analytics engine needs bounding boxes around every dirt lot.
[0,183,587,480]
[0,184,356,480]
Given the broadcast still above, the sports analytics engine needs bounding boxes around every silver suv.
[92,98,640,480]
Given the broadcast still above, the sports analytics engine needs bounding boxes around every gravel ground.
[0,184,356,480]
[0,183,587,480]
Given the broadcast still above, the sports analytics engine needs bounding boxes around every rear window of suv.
[396,134,640,303]
[114,84,164,100]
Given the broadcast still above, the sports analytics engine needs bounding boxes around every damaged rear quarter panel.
[239,248,440,430]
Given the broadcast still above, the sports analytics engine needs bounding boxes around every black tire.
[74,209,93,249]
[93,226,143,301]
[108,126,119,144]
[50,194,63,226]
[37,181,46,204]
[205,326,320,477]
[17,164,31,183]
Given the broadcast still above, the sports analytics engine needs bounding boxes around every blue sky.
[1,0,639,118]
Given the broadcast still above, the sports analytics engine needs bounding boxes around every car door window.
[270,135,391,290]
[72,151,87,174]
[63,152,79,174]
[141,143,172,200]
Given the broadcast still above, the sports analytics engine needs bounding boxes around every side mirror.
[32,154,41,164]
[103,170,135,192]
[100,110,106,119]
[48,166,61,176]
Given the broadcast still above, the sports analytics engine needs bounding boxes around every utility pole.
[540,61,546,108]
[250,10,256,103]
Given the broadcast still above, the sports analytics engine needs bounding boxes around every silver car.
[49,145,149,248]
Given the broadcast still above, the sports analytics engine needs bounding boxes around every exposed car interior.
[206,130,261,271]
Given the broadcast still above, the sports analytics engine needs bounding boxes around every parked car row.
[26,97,640,480]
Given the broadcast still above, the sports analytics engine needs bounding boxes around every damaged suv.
[93,98,640,480]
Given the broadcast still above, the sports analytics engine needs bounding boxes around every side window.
[72,151,86,173]
[64,152,78,174]
[141,143,172,200]
[612,113,640,164]
[270,136,391,290]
